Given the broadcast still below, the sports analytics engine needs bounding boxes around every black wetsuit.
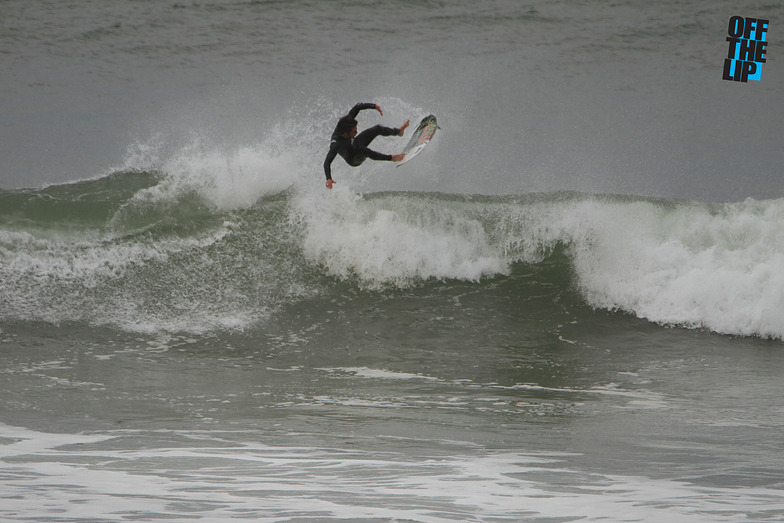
[323,103,400,180]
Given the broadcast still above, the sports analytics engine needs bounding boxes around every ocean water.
[2,0,784,521]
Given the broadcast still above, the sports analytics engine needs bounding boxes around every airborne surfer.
[323,103,409,189]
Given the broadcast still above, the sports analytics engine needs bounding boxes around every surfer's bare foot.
[398,120,409,136]
[391,153,405,162]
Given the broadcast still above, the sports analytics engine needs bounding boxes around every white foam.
[487,194,784,339]
[0,225,249,333]
[296,190,508,287]
[293,190,784,338]
[1,423,781,522]
[560,198,784,339]
[116,100,330,214]
[0,229,170,284]
[499,382,668,410]
[154,142,298,212]
[318,366,441,381]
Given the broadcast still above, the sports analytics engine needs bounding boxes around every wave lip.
[564,197,784,339]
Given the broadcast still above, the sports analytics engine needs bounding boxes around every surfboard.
[397,114,438,166]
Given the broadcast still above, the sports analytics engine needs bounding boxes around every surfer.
[324,103,409,189]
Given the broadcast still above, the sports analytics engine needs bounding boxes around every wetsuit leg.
[345,125,399,167]
[353,125,399,149]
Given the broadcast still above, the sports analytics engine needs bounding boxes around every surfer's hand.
[375,104,383,116]
[326,178,335,189]
[391,154,405,162]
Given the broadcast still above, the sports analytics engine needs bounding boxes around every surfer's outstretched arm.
[347,103,383,118]
[324,144,338,178]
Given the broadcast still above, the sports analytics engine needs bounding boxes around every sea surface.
[2,1,784,521]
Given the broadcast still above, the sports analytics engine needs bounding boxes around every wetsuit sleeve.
[323,142,339,180]
[347,103,378,118]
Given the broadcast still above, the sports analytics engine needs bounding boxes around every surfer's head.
[337,116,357,137]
